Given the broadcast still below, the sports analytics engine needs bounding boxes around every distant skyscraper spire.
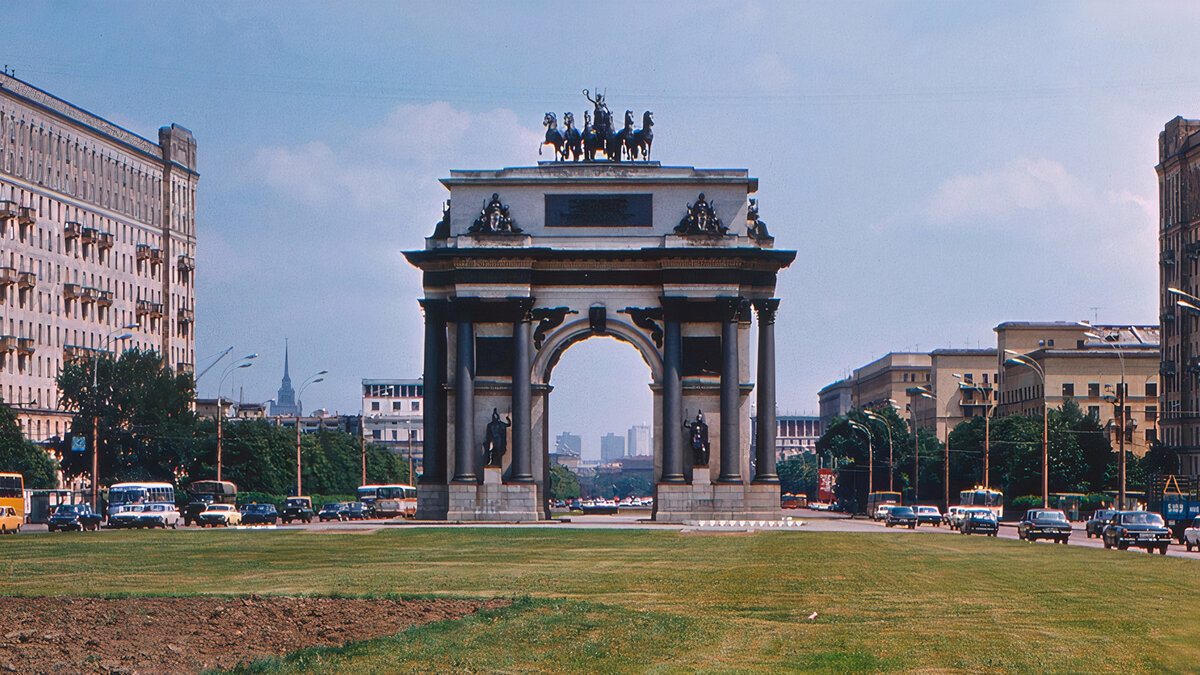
[271,339,299,417]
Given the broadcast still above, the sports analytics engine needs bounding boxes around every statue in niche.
[483,408,512,468]
[746,198,771,239]
[675,193,727,235]
[470,193,522,234]
[683,410,710,466]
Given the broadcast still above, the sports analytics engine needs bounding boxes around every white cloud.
[924,158,1087,225]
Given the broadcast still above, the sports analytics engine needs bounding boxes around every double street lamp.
[294,371,327,497]
[848,419,873,508]
[860,409,895,493]
[215,355,257,482]
[1003,349,1049,507]
[906,386,934,502]
[91,323,139,511]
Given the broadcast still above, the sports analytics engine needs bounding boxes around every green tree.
[777,456,817,498]
[0,401,59,489]
[57,348,197,485]
[549,463,581,501]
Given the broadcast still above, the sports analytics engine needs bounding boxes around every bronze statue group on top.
[540,89,654,163]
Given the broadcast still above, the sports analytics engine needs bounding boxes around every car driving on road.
[137,503,181,529]
[1085,509,1116,538]
[281,497,314,524]
[241,503,278,526]
[914,505,942,527]
[1184,516,1200,552]
[884,506,917,529]
[1103,511,1172,554]
[959,508,999,536]
[108,504,146,529]
[0,505,22,534]
[1017,509,1072,544]
[47,504,103,532]
[197,504,241,527]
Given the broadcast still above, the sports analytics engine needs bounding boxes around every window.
[392,401,403,411]
[370,401,379,411]
[371,430,381,439]
[1088,405,1100,418]
[1062,383,1074,397]
[1088,383,1100,397]
[411,401,419,411]
[1145,405,1157,421]
[1146,429,1157,443]
[1146,382,1158,397]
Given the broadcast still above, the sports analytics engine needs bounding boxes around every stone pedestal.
[416,483,449,520]
[445,467,540,522]
[653,473,781,523]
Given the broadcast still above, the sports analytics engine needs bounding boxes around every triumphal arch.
[404,107,794,522]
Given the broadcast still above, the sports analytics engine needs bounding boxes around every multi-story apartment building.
[818,353,930,429]
[997,322,1160,457]
[0,73,196,442]
[817,378,853,429]
[361,379,424,453]
[600,432,625,462]
[910,349,998,442]
[626,424,651,457]
[1157,116,1200,475]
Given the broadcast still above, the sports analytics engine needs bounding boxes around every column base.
[416,484,449,520]
[652,481,780,523]
[443,468,541,522]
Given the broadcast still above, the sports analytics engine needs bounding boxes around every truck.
[1147,475,1200,543]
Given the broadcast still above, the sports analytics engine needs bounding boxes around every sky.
[5,2,1196,459]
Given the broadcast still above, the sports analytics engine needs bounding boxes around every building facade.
[361,378,424,454]
[910,349,998,442]
[0,73,197,442]
[600,432,626,462]
[626,424,651,457]
[997,322,1160,457]
[751,414,822,462]
[1157,116,1200,475]
[817,378,853,429]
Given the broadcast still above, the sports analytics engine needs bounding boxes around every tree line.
[0,349,409,493]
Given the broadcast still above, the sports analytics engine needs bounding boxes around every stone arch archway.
[404,162,794,522]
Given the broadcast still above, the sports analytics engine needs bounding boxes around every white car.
[873,503,897,521]
[137,503,181,529]
[1184,516,1200,552]
[914,505,942,526]
[944,506,967,528]
[109,504,146,529]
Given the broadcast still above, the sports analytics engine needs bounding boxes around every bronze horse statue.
[632,110,654,161]
[562,111,583,161]
[610,110,636,162]
[582,110,605,162]
[539,112,565,161]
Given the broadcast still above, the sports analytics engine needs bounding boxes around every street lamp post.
[405,418,414,485]
[215,355,257,482]
[1082,328,1128,509]
[848,419,873,504]
[361,418,368,486]
[861,409,894,495]
[91,324,138,511]
[907,386,934,504]
[953,374,997,489]
[1004,350,1048,507]
[294,371,327,497]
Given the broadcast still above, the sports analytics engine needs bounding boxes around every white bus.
[106,482,175,520]
[357,484,417,518]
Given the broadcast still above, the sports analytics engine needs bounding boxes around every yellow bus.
[0,473,25,521]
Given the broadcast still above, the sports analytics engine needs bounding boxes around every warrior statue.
[483,408,512,468]
[675,193,726,235]
[469,193,522,234]
[683,410,711,466]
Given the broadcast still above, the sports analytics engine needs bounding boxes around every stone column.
[452,306,477,483]
[753,298,780,484]
[509,298,535,482]
[718,297,742,483]
[660,316,685,483]
[419,299,447,484]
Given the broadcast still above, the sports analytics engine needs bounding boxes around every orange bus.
[0,473,25,522]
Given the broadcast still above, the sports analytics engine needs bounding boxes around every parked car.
[1017,509,1072,544]
[108,504,146,529]
[281,497,315,524]
[873,503,898,521]
[959,509,999,536]
[182,494,215,527]
[1085,509,1117,539]
[944,506,967,528]
[914,505,942,527]
[318,502,346,522]
[1184,516,1200,552]
[341,502,370,520]
[136,503,181,529]
[47,504,103,532]
[241,503,278,526]
[0,505,22,534]
[197,504,241,527]
[1102,511,1172,554]
[884,506,917,529]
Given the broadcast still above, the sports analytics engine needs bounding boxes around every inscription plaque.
[545,194,652,228]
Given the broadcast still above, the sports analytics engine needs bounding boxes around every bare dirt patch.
[0,595,509,674]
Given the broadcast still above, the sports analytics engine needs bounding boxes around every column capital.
[752,298,780,325]
[510,296,536,322]
[716,296,744,323]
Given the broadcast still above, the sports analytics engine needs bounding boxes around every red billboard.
[818,468,835,504]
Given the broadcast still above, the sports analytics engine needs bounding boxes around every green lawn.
[3,528,1197,673]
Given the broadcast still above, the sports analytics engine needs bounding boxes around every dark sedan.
[241,503,278,525]
[47,504,103,532]
[1085,509,1116,539]
[959,509,998,536]
[341,502,370,520]
[318,503,345,522]
[1102,511,1172,554]
[1017,509,1072,544]
[884,506,917,529]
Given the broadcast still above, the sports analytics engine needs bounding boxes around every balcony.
[136,300,164,318]
[177,362,194,375]
[1161,360,1178,376]
[17,272,35,290]
[81,227,98,245]
[17,206,35,225]
[0,266,16,287]
[96,231,114,250]
[136,244,151,261]
[79,286,100,305]
[1162,249,1177,266]
[16,337,33,355]
[0,200,16,220]
[0,335,14,351]
[177,307,194,324]
[62,344,105,362]
[96,289,113,308]
[63,283,80,300]
[178,255,195,272]
[148,248,163,266]
[64,221,82,240]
